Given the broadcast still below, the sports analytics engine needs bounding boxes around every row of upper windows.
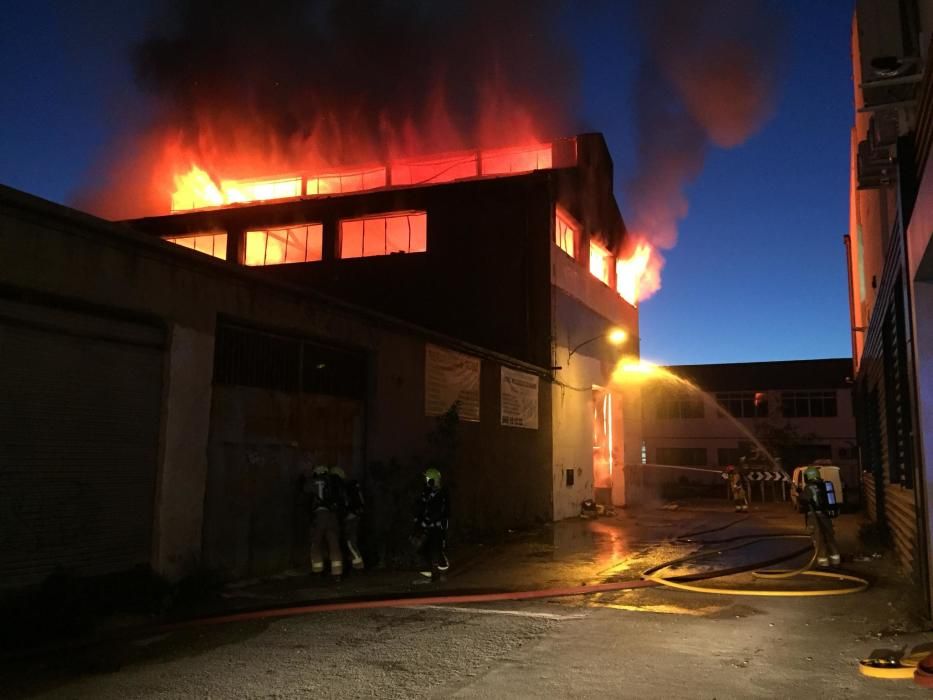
[165,211,427,266]
[171,145,555,212]
[655,444,844,468]
[554,207,631,305]
[654,390,840,420]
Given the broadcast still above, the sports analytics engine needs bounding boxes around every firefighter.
[799,466,841,567]
[726,465,749,512]
[332,467,365,570]
[303,465,344,579]
[413,467,450,581]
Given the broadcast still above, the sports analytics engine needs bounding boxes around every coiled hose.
[642,517,869,597]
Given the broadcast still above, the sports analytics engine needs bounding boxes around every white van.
[790,464,844,512]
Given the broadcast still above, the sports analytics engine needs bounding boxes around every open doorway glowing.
[593,385,624,506]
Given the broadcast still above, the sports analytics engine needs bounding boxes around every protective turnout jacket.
[415,486,450,530]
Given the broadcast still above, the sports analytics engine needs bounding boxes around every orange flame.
[616,240,662,307]
[168,142,561,213]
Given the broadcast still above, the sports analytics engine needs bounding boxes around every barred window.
[780,391,837,418]
[213,323,366,399]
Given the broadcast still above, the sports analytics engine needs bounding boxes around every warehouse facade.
[0,132,641,588]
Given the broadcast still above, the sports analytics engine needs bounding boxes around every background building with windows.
[639,359,857,496]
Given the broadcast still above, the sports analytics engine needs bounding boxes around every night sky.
[0,0,855,366]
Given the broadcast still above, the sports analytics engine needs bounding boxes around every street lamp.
[566,327,628,363]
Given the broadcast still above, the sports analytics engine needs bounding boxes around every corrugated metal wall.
[0,297,163,588]
[857,228,922,577]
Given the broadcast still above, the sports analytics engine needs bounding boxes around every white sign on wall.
[500,367,539,429]
[425,344,481,422]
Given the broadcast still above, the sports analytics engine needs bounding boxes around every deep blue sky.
[0,1,854,366]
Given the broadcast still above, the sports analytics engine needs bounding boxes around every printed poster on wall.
[500,367,539,429]
[425,344,481,422]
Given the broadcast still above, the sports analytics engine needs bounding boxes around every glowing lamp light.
[607,328,628,346]
[566,327,630,363]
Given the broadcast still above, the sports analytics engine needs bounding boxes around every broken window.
[165,232,228,260]
[481,144,552,175]
[244,224,324,266]
[391,154,479,185]
[339,212,427,259]
[223,176,302,205]
[589,241,613,286]
[555,207,577,258]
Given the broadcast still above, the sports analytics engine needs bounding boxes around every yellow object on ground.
[858,651,931,679]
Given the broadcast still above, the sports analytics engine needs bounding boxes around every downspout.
[844,234,860,371]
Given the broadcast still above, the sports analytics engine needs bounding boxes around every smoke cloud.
[625,0,784,299]
[81,0,578,218]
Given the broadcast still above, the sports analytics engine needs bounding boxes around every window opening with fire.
[165,232,228,260]
[245,224,323,266]
[391,154,479,185]
[306,167,387,196]
[555,207,577,258]
[589,241,613,286]
[480,145,552,175]
[339,211,427,259]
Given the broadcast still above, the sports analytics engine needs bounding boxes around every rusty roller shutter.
[0,298,164,589]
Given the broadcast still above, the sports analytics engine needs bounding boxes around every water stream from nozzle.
[611,359,782,472]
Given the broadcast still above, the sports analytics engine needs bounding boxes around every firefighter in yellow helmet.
[799,466,841,566]
[413,467,450,581]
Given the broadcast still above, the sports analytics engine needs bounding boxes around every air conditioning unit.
[868,111,901,150]
[857,139,893,189]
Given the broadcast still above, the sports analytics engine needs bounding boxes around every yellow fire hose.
[642,525,870,597]
[647,518,933,683]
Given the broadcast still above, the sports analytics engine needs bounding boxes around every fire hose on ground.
[159,517,933,684]
[162,517,868,633]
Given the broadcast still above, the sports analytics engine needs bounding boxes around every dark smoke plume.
[626,0,785,291]
[81,0,578,218]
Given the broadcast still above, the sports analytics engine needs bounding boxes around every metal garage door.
[0,297,164,588]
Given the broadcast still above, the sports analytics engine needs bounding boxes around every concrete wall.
[153,325,215,578]
[0,185,552,582]
[550,241,640,518]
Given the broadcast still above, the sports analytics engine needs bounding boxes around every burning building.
[0,130,642,587]
[127,132,643,521]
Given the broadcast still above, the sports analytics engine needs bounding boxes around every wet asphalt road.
[5,506,924,699]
